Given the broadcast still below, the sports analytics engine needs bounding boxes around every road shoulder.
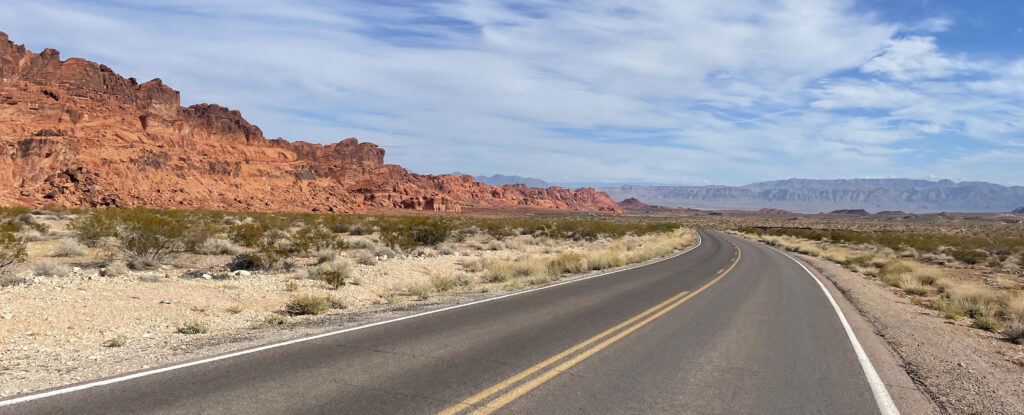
[793,252,1024,414]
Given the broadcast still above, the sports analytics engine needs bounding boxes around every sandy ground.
[0,225,694,399]
[796,253,1024,414]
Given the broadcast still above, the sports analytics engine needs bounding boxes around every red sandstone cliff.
[0,32,621,213]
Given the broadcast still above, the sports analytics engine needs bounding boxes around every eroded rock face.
[0,32,621,213]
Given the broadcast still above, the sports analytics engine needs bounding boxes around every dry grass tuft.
[32,260,71,277]
[285,295,331,315]
[407,284,432,300]
[175,320,211,335]
[51,238,86,257]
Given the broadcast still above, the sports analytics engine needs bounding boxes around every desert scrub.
[1003,321,1024,344]
[263,313,290,326]
[548,251,588,274]
[484,256,551,283]
[286,294,331,315]
[67,209,118,247]
[353,250,377,265]
[972,316,1002,332]
[102,260,130,277]
[376,216,454,250]
[739,226,1024,264]
[51,238,86,257]
[306,258,351,289]
[113,208,189,268]
[407,284,432,300]
[176,320,211,335]
[946,248,987,265]
[197,238,241,255]
[430,272,459,292]
[460,257,484,273]
[32,260,71,277]
[102,335,128,347]
[288,225,346,254]
[0,228,27,275]
[584,249,626,271]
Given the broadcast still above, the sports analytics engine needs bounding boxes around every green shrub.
[947,248,988,265]
[0,229,27,274]
[377,217,453,250]
[68,210,118,247]
[289,225,346,254]
[972,316,1002,332]
[113,209,188,267]
[228,223,270,248]
[176,320,211,335]
[285,295,331,315]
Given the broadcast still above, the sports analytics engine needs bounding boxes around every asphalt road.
[0,231,889,414]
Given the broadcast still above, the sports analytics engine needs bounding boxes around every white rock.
[201,273,213,280]
[232,270,251,277]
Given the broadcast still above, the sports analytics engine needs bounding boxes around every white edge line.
[746,236,900,415]
[0,232,704,408]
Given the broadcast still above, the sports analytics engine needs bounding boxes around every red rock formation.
[0,32,621,213]
[618,198,649,209]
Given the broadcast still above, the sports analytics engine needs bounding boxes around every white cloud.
[861,36,980,81]
[0,1,1022,185]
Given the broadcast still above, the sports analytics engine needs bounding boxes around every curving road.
[0,231,894,414]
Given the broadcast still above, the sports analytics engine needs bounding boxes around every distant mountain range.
[601,179,1024,213]
[453,173,552,188]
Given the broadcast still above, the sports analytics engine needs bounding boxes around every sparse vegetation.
[0,229,27,275]
[176,320,211,335]
[264,313,290,326]
[1003,320,1024,344]
[285,294,331,315]
[407,284,432,300]
[741,226,1024,342]
[306,258,351,289]
[430,272,458,292]
[32,260,71,277]
[102,335,128,347]
[51,238,86,257]
[377,216,454,250]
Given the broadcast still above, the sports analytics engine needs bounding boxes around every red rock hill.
[0,32,620,213]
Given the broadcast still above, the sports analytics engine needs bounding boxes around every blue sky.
[3,0,1024,186]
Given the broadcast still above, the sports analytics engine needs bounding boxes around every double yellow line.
[439,241,742,415]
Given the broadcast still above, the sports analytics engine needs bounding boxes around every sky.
[3,0,1024,186]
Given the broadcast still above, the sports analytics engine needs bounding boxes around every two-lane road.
[0,231,894,414]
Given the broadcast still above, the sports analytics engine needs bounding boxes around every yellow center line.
[440,241,742,415]
[437,289,694,415]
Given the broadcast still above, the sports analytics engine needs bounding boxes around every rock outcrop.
[617,198,649,209]
[0,32,620,213]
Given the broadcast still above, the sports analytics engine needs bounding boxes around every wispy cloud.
[2,0,1023,185]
